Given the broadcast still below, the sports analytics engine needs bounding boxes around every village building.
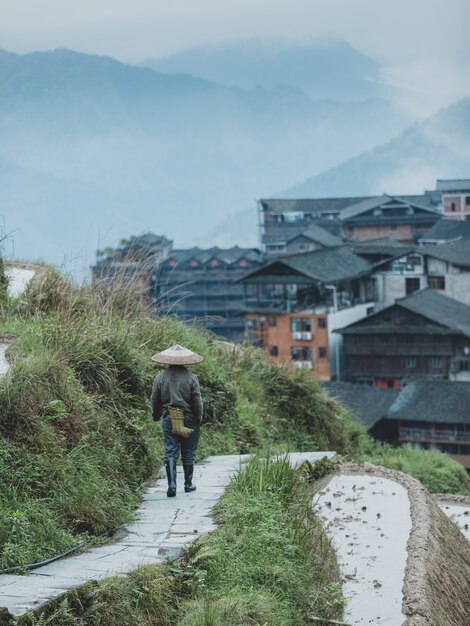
[92,233,173,288]
[259,189,441,252]
[149,246,264,342]
[338,289,470,387]
[419,217,470,244]
[370,239,470,308]
[437,179,470,221]
[239,245,384,379]
[339,194,441,243]
[326,380,470,470]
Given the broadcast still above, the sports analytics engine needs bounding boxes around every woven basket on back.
[168,406,194,439]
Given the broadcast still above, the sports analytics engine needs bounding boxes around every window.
[239,259,249,267]
[269,345,279,357]
[407,255,422,266]
[210,259,220,267]
[466,196,470,206]
[451,202,456,212]
[428,276,445,290]
[246,319,259,331]
[318,347,327,358]
[291,346,312,361]
[189,259,198,268]
[406,357,417,369]
[318,317,326,329]
[378,335,390,344]
[406,277,420,295]
[391,225,397,231]
[290,318,312,333]
[268,316,277,328]
[432,357,442,368]
[283,211,304,223]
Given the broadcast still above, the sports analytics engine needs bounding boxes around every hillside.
[139,37,386,101]
[284,97,470,197]
[0,48,409,266]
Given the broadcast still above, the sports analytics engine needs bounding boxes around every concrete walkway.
[0,451,334,619]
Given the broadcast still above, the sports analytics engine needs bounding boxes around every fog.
[2,0,470,115]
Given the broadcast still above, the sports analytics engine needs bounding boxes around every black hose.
[0,529,114,575]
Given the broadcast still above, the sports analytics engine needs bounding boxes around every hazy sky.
[1,0,470,114]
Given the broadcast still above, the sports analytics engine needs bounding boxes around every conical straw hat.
[151,344,203,365]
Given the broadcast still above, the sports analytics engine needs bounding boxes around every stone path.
[0,451,334,619]
[315,473,411,626]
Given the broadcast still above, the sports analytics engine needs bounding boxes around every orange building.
[245,311,331,380]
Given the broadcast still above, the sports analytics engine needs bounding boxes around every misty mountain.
[283,98,470,198]
[139,37,386,101]
[0,48,409,266]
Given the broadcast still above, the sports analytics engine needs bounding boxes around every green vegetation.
[0,257,7,301]
[1,263,469,626]
[0,268,353,570]
[20,457,344,626]
[354,443,470,495]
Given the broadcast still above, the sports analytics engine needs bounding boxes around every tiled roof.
[286,223,343,247]
[436,179,470,192]
[172,246,263,264]
[420,219,470,242]
[420,240,470,268]
[341,194,441,221]
[387,380,470,424]
[324,382,399,428]
[339,289,470,338]
[259,197,372,214]
[280,246,372,283]
[325,380,470,426]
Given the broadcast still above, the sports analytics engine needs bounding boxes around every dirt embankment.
[339,463,470,626]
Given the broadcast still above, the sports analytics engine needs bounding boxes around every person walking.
[150,344,203,497]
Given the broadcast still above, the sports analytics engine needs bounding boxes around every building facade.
[259,188,442,253]
[437,179,470,221]
[150,246,264,342]
[372,242,470,309]
[339,289,470,386]
[327,380,470,470]
[245,311,331,379]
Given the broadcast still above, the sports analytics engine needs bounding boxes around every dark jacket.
[151,365,203,422]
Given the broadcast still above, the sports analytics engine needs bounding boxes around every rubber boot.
[165,459,177,497]
[183,464,196,493]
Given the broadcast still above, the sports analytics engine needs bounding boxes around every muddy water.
[315,474,411,626]
[0,345,10,377]
[5,267,35,298]
[439,503,470,542]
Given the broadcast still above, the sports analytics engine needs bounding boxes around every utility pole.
[325,284,341,381]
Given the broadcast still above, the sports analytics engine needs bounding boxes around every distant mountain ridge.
[0,47,410,266]
[283,97,470,198]
[139,37,385,101]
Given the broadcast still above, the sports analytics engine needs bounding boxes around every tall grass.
[20,458,344,626]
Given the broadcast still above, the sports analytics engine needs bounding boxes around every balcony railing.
[400,427,470,443]
[293,361,313,370]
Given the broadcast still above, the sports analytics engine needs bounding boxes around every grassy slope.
[20,458,344,626]
[0,265,469,626]
[0,269,354,570]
